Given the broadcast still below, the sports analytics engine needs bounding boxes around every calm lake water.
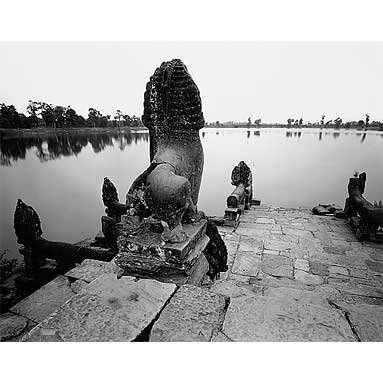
[1,127,382,261]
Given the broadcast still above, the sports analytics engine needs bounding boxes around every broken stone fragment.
[0,312,31,341]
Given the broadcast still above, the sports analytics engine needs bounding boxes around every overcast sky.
[1,42,382,123]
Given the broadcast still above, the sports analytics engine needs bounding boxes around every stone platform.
[212,204,383,341]
[1,204,382,341]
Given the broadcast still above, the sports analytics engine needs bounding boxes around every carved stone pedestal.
[114,217,210,285]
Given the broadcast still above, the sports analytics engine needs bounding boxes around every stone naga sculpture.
[126,59,205,242]
[343,172,383,241]
[227,161,253,210]
[14,199,115,269]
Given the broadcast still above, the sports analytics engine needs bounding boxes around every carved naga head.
[14,199,43,246]
[142,59,205,160]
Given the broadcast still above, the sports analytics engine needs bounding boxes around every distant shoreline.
[1,123,382,140]
[204,123,383,131]
[0,126,147,139]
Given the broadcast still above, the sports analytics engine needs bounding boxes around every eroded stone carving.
[224,161,254,226]
[114,59,227,282]
[343,172,383,241]
[126,59,205,242]
[14,199,115,271]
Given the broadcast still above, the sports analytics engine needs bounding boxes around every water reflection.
[1,128,381,167]
[0,131,149,166]
[286,131,302,138]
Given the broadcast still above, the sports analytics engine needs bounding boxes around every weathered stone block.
[309,261,329,276]
[24,274,177,342]
[210,280,254,299]
[115,220,210,283]
[262,254,293,279]
[366,260,383,274]
[231,251,261,277]
[282,227,314,238]
[149,285,228,342]
[294,258,310,272]
[221,294,357,341]
[235,227,271,237]
[330,302,383,342]
[0,313,34,342]
[264,239,294,252]
[294,270,324,285]
[328,265,349,276]
[10,275,76,323]
[211,331,232,342]
[65,259,119,283]
[237,238,263,252]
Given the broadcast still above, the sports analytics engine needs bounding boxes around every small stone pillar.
[224,161,255,226]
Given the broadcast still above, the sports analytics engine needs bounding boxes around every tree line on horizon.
[0,101,144,130]
[208,115,382,130]
[286,114,382,129]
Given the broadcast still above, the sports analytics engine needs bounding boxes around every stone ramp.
[212,205,383,341]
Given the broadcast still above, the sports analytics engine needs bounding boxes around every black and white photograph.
[0,1,382,380]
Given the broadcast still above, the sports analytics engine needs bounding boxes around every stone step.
[22,273,177,342]
[9,275,86,323]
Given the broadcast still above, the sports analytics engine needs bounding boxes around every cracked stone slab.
[264,239,295,252]
[329,301,383,342]
[294,270,324,285]
[262,254,293,278]
[235,227,272,237]
[327,280,383,298]
[10,275,77,323]
[237,238,263,253]
[23,274,176,342]
[329,265,349,276]
[149,284,228,342]
[232,251,261,277]
[282,227,314,238]
[65,259,119,283]
[222,294,357,341]
[0,313,35,342]
[323,246,347,255]
[210,280,255,298]
[294,259,310,272]
[309,261,329,276]
[366,260,383,274]
[211,331,232,342]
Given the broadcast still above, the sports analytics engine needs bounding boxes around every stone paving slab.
[10,275,78,323]
[0,312,36,342]
[262,254,293,279]
[215,205,383,342]
[221,293,357,342]
[231,251,261,277]
[65,259,119,283]
[23,274,177,342]
[328,301,383,341]
[149,284,228,342]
